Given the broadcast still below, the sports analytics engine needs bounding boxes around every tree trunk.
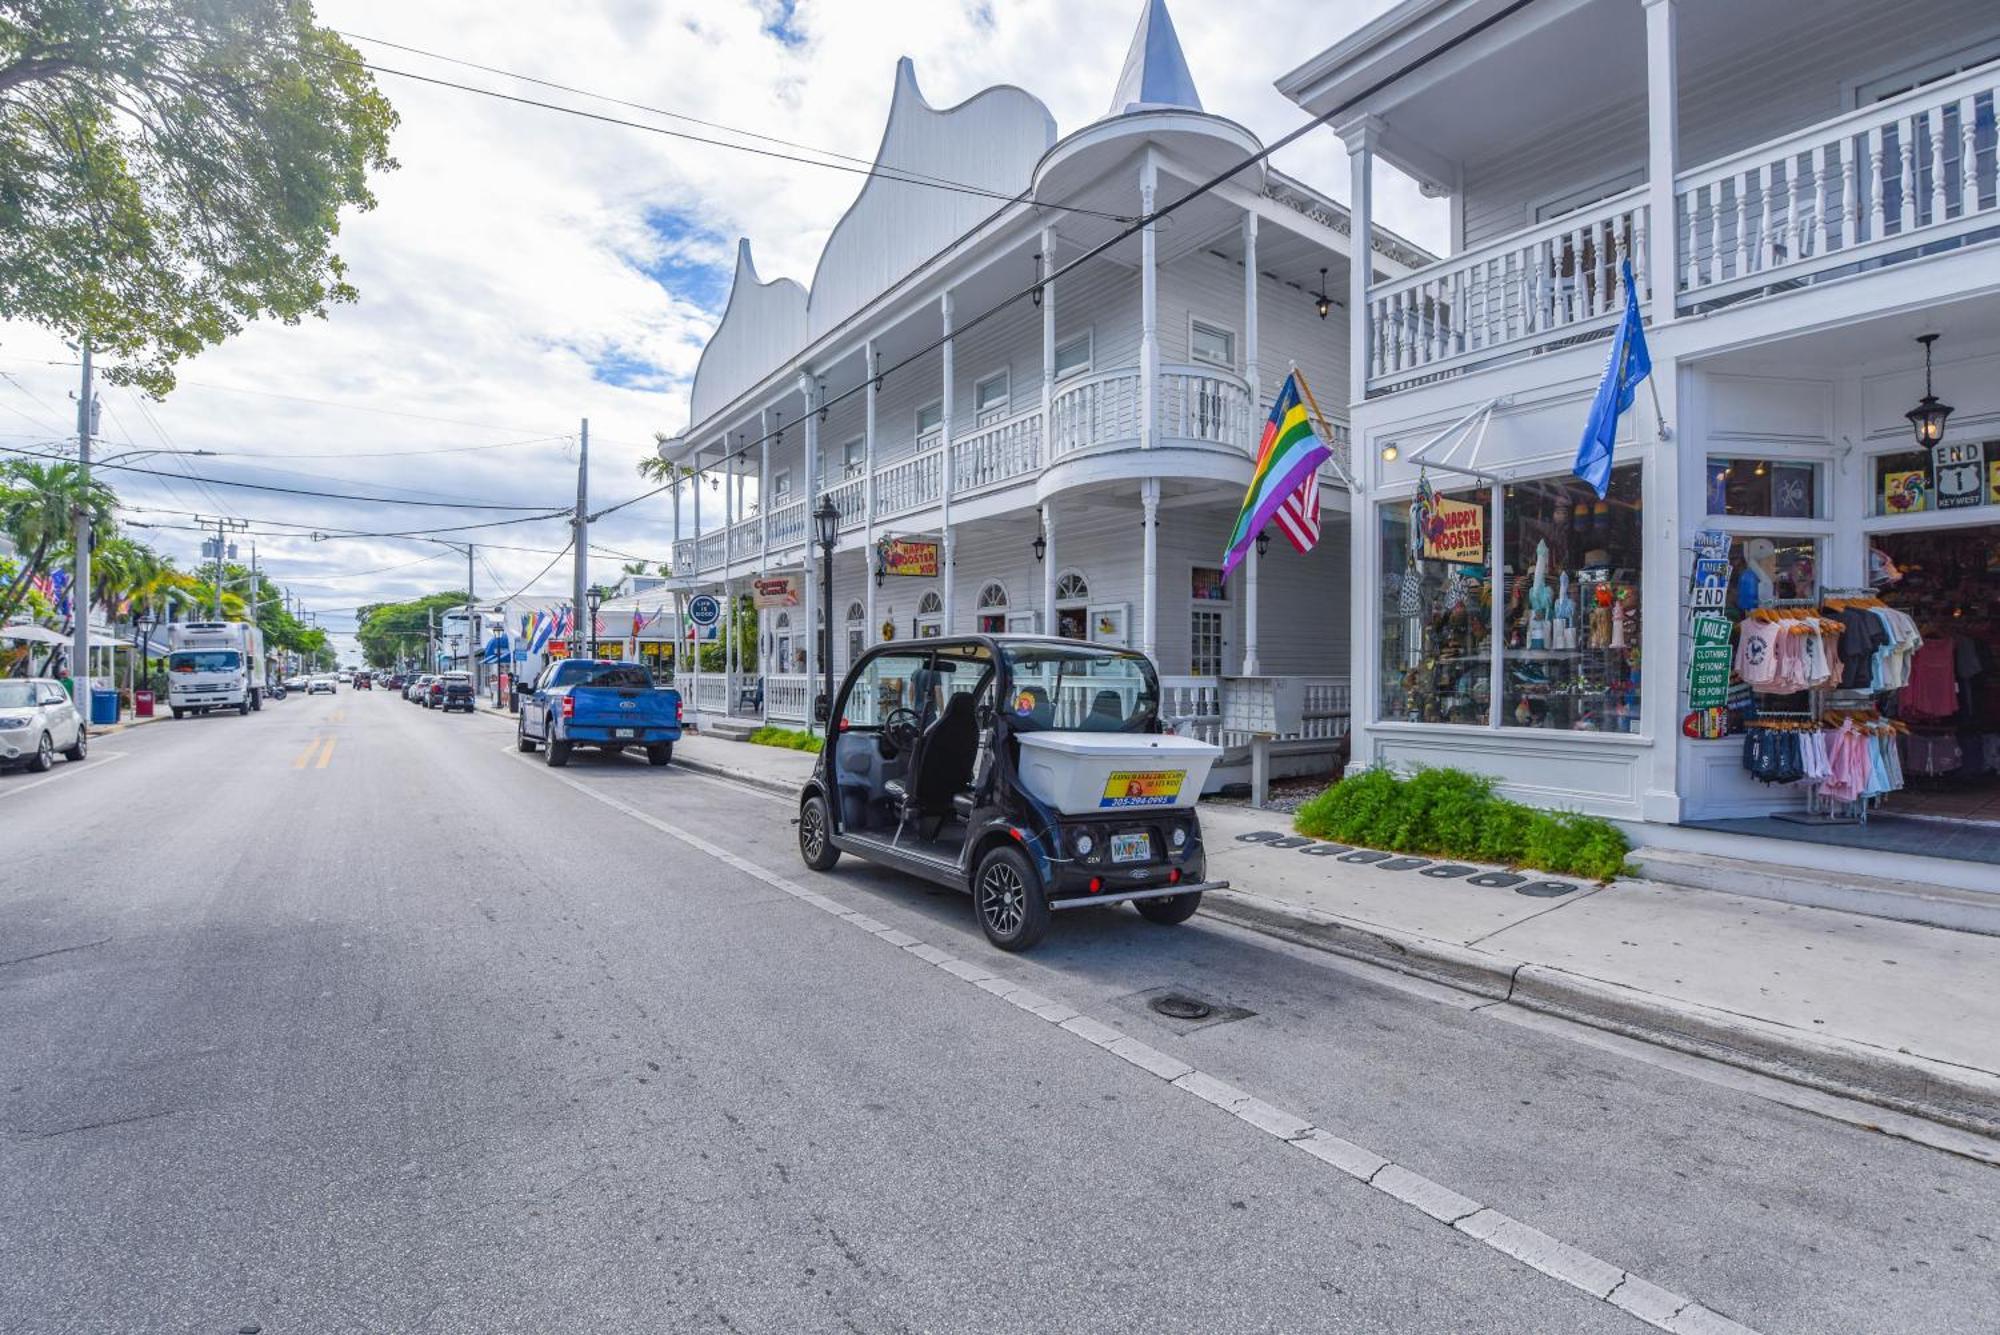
[0,537,54,625]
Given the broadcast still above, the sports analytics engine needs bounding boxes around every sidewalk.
[663,728,2000,1141]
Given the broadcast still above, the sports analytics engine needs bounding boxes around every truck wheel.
[544,739,571,768]
[516,719,537,752]
[63,729,87,763]
[1135,891,1203,926]
[251,691,262,712]
[975,844,1049,952]
[171,708,186,720]
[237,700,250,716]
[798,793,839,871]
[26,731,54,773]
[647,743,674,767]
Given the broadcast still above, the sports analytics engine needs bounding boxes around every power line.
[165,377,559,435]
[492,536,576,605]
[343,53,1133,224]
[199,433,569,461]
[2,444,559,510]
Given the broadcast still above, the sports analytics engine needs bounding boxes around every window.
[1054,330,1092,381]
[1868,445,2000,517]
[1500,466,1643,732]
[974,371,1010,425]
[1190,319,1235,369]
[1191,566,1228,602]
[916,589,944,638]
[1054,571,1090,602]
[916,401,943,446]
[1707,458,1821,518]
[771,468,792,504]
[1191,608,1225,677]
[1533,168,1646,224]
[169,651,241,674]
[976,581,1009,635]
[1378,484,1493,726]
[1001,643,1157,734]
[1054,570,1090,641]
[841,437,865,480]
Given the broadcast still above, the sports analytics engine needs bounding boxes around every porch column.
[692,449,703,709]
[1140,154,1158,450]
[940,289,956,630]
[1242,209,1262,675]
[724,434,736,703]
[1141,479,1159,659]
[864,339,878,646]
[1340,118,1379,408]
[799,371,819,710]
[670,473,681,579]
[1041,503,1057,636]
[1642,0,1679,320]
[1040,227,1055,459]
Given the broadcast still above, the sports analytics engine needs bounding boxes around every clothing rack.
[1768,597,1864,825]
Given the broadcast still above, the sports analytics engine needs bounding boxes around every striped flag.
[1222,371,1330,577]
[1273,467,1322,554]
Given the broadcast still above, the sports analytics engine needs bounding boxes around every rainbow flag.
[1222,371,1329,577]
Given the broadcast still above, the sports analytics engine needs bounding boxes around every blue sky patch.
[637,208,731,313]
[762,0,805,47]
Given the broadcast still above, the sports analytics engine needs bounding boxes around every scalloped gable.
[806,59,1056,343]
[690,240,808,427]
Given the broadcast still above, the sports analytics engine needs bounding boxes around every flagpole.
[1290,364,1356,492]
[1645,374,1672,441]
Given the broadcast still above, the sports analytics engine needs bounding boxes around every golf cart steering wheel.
[881,707,922,755]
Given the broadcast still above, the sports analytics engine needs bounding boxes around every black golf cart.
[796,635,1226,950]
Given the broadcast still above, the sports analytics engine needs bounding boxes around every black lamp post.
[1906,333,1953,448]
[586,585,603,659]
[813,496,839,728]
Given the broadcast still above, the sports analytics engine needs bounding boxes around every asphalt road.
[2,691,1994,1334]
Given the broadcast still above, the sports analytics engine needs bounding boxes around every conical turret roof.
[1107,0,1203,117]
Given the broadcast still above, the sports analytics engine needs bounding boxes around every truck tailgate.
[567,686,680,731]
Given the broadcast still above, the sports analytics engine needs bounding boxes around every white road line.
[491,742,788,805]
[0,750,130,802]
[512,749,1760,1335]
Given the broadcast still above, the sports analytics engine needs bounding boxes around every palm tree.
[0,460,118,625]
[622,559,650,577]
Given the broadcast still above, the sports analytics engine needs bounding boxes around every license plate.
[614,728,636,739]
[1100,770,1185,808]
[1110,832,1152,864]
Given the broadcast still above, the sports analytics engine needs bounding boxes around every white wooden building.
[1281,0,2000,896]
[655,0,1430,762]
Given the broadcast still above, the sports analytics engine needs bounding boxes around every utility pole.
[464,543,479,697]
[573,418,589,659]
[69,341,95,697]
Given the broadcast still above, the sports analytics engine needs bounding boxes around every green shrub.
[1292,766,1628,882]
[748,725,823,754]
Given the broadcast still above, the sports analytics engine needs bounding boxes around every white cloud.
[0,0,1440,662]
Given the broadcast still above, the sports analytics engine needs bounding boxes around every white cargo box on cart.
[1015,732,1220,817]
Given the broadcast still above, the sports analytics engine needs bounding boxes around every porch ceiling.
[1690,289,2000,378]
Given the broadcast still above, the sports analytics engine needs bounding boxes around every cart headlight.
[1072,831,1095,858]
[1170,826,1187,851]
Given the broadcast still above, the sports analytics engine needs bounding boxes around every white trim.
[1846,29,2000,107]
[975,579,1009,610]
[1188,315,1237,370]
[973,368,1011,422]
[916,398,944,446]
[839,434,865,480]
[1053,568,1090,604]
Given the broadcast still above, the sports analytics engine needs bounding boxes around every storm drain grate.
[1149,994,1215,1021]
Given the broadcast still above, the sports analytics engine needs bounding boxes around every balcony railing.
[824,475,866,531]
[767,498,808,553]
[728,519,761,563]
[1676,63,2000,306]
[950,406,1043,493]
[693,675,729,716]
[672,538,695,578]
[1050,368,1140,457]
[1050,365,1253,457]
[696,529,726,573]
[875,448,943,519]
[1367,189,1650,391]
[765,673,811,723]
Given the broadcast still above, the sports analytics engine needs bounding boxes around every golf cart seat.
[1088,689,1123,726]
[886,689,979,824]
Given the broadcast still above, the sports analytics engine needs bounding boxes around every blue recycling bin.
[90,687,120,727]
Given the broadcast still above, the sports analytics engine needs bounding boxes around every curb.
[1204,886,2000,1142]
[671,752,799,797]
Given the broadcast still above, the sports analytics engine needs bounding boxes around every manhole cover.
[1421,863,1478,878]
[1236,831,1286,843]
[1377,857,1432,872]
[1298,843,1351,856]
[1149,994,1214,1021]
[1340,849,1391,864]
[1468,872,1528,888]
[1516,880,1579,898]
[1264,836,1312,849]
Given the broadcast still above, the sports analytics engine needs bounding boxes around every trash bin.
[90,687,120,727]
[134,689,155,718]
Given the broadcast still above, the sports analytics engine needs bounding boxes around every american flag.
[1272,466,1322,554]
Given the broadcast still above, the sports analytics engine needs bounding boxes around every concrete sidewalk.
[662,728,2000,1143]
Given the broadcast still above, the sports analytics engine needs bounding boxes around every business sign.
[1689,557,1730,610]
[546,640,569,660]
[1990,459,2000,506]
[1686,612,1733,709]
[688,593,721,626]
[1691,529,1730,562]
[1934,439,1986,510]
[1421,496,1485,563]
[877,536,939,578]
[1883,469,1928,514]
[752,575,802,609]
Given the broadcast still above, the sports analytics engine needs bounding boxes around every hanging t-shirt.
[1735,620,1781,689]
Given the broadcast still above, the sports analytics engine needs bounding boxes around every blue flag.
[1573,258,1651,498]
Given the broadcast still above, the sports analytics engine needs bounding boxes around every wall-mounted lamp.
[1256,531,1271,558]
[1031,252,1043,308]
[1312,267,1332,321]
[1906,333,1953,447]
[1381,443,1400,462]
[1032,530,1047,562]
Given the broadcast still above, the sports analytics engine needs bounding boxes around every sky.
[0,0,1440,663]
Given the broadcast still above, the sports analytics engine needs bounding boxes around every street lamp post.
[812,496,839,730]
[586,586,604,660]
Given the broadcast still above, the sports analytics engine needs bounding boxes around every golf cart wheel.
[798,793,839,871]
[63,729,86,763]
[1135,891,1203,925]
[646,743,674,767]
[544,739,571,768]
[975,844,1049,952]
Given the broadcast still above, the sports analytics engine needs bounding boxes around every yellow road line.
[294,734,336,769]
[315,735,337,769]
[293,735,323,769]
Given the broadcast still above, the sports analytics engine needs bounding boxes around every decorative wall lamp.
[1256,531,1271,558]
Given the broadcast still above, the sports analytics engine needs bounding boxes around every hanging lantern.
[1906,333,1953,447]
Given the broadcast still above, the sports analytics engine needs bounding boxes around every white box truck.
[167,621,265,717]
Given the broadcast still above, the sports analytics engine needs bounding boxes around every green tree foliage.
[355,590,467,669]
[0,0,399,395]
[0,456,116,622]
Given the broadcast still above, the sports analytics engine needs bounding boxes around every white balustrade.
[767,498,808,553]
[696,530,726,573]
[950,408,1043,492]
[1677,63,2000,305]
[693,675,728,715]
[1157,366,1252,451]
[823,476,866,531]
[1050,369,1141,456]
[874,449,943,518]
[728,519,762,563]
[765,673,811,723]
[1158,675,1222,744]
[1220,675,1351,749]
[1366,190,1650,391]
[672,539,696,578]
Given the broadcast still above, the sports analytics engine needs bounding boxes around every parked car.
[795,636,1226,951]
[0,678,88,772]
[406,674,435,702]
[336,671,352,684]
[435,671,474,712]
[284,675,309,691]
[307,675,337,695]
[517,660,681,766]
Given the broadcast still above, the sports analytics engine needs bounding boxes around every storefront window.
[1717,536,1819,735]
[1500,466,1642,732]
[1706,458,1818,518]
[1874,449,1933,515]
[1378,486,1493,725]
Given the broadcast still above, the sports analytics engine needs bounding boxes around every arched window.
[976,581,1009,633]
[976,581,1008,609]
[1053,570,1090,641]
[918,591,943,615]
[845,601,865,623]
[916,589,944,639]
[1054,571,1089,603]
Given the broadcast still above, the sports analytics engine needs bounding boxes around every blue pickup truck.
[516,660,682,767]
